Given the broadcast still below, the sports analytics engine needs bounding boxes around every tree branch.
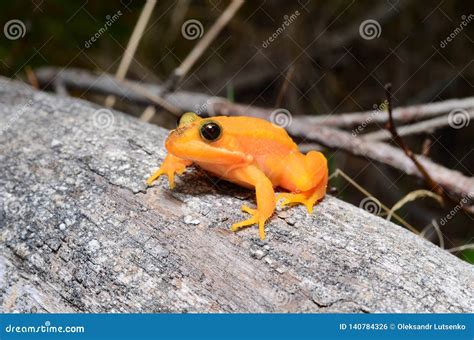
[362,110,474,141]
[34,67,474,202]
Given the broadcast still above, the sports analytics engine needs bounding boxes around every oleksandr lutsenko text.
[397,323,466,331]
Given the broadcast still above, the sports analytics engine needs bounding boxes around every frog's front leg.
[146,153,192,189]
[228,165,276,240]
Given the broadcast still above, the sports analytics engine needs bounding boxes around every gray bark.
[0,78,473,313]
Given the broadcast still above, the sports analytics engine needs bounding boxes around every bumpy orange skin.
[147,114,328,239]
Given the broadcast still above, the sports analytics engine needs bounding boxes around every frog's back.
[214,116,298,156]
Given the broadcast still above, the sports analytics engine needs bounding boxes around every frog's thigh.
[228,165,276,239]
[278,151,327,192]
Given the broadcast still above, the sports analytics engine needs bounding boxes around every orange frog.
[146,112,328,239]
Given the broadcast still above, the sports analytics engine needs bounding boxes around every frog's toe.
[146,169,164,186]
[276,192,315,214]
[276,193,288,206]
[231,206,267,239]
[230,216,258,232]
[166,172,176,189]
[276,192,302,207]
[241,204,256,215]
[231,204,258,230]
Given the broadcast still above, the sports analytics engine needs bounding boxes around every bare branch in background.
[53,78,68,96]
[33,67,474,205]
[36,67,474,126]
[307,97,474,128]
[119,79,181,116]
[362,110,474,141]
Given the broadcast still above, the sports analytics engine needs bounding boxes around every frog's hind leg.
[277,181,326,214]
[228,165,275,240]
[277,163,328,214]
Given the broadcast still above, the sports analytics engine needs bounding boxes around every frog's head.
[165,112,225,162]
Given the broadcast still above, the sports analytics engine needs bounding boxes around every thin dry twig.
[275,65,295,108]
[329,168,419,234]
[420,219,446,249]
[421,138,432,157]
[165,0,244,91]
[431,220,445,249]
[386,189,443,221]
[24,66,39,89]
[166,0,191,43]
[139,105,156,122]
[105,0,157,108]
[384,83,444,197]
[447,244,474,253]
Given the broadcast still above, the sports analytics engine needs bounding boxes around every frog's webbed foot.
[277,181,327,215]
[277,192,315,214]
[146,167,183,189]
[231,204,267,239]
[146,154,192,189]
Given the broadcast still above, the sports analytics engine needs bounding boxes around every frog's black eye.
[199,121,222,142]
